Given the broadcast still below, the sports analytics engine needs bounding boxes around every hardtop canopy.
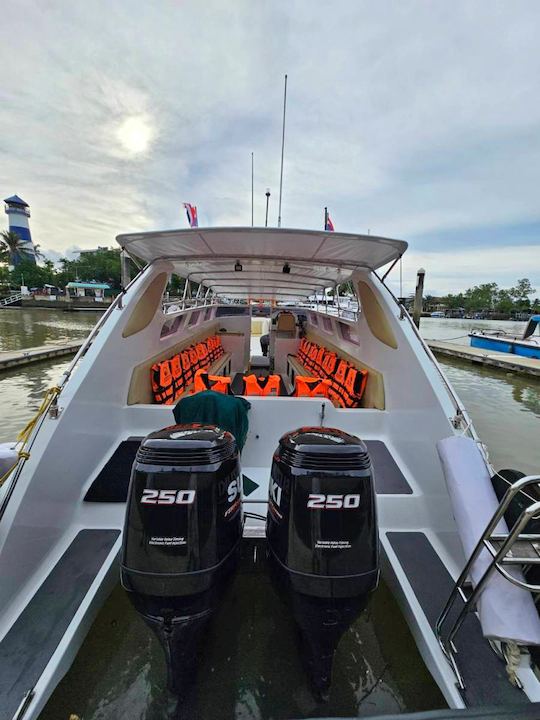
[116,227,407,301]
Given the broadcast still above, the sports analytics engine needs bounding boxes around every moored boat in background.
[469,315,540,359]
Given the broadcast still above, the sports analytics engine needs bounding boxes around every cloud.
[1,0,540,293]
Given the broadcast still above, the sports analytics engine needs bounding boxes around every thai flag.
[183,203,198,228]
[325,214,335,232]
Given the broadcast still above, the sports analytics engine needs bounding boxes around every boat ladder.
[0,292,23,307]
[436,474,540,689]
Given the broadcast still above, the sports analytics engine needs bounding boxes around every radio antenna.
[277,74,288,228]
[251,152,254,226]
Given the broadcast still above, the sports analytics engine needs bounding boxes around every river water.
[0,309,538,719]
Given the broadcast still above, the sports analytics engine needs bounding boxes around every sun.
[116,115,155,156]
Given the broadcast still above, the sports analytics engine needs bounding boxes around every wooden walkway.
[426,339,540,378]
[0,342,83,372]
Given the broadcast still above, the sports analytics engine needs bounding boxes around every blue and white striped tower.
[4,194,36,265]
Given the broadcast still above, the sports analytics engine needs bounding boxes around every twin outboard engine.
[266,427,379,698]
[121,424,243,697]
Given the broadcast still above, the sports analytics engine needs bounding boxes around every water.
[1,310,539,718]
[422,318,540,475]
[0,308,97,443]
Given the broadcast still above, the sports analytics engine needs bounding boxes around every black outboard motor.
[121,424,243,697]
[266,427,379,699]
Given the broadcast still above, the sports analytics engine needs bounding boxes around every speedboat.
[469,315,540,359]
[1,227,540,720]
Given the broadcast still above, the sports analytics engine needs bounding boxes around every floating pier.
[0,342,83,372]
[427,339,540,379]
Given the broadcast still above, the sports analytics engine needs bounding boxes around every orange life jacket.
[196,342,209,370]
[193,369,233,395]
[328,359,350,407]
[298,337,309,362]
[242,374,281,396]
[150,359,175,404]
[314,346,325,374]
[207,336,217,363]
[188,346,200,373]
[300,339,314,365]
[169,354,184,398]
[293,376,331,398]
[214,335,224,359]
[306,344,319,373]
[181,350,193,386]
[342,366,368,407]
[321,351,338,376]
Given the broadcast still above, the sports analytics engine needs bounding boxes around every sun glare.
[116,115,155,156]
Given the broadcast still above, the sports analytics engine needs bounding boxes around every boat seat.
[275,311,296,336]
[286,335,385,410]
[127,325,231,404]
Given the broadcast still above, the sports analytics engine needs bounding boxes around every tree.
[0,230,35,265]
[495,289,514,314]
[441,293,465,310]
[463,283,499,312]
[509,278,535,311]
[8,259,55,288]
[55,248,122,290]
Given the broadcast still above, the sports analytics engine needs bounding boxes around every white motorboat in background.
[0,227,539,720]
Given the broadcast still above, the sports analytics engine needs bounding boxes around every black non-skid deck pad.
[387,531,528,708]
[85,435,410,504]
[84,438,142,502]
[0,529,120,720]
[364,440,411,494]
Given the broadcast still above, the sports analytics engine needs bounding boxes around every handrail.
[0,292,23,306]
[436,474,540,689]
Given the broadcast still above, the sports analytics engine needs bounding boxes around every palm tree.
[32,243,44,260]
[0,230,37,265]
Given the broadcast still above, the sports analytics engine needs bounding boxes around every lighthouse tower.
[4,194,36,265]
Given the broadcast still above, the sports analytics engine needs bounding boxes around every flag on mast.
[183,203,198,227]
[325,213,335,232]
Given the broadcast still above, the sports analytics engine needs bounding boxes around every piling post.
[413,268,425,328]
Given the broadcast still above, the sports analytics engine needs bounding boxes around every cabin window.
[204,307,213,321]
[215,306,251,317]
[310,312,318,326]
[188,310,201,327]
[339,322,360,345]
[322,316,333,333]
[160,314,185,339]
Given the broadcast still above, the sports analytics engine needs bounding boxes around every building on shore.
[3,194,36,265]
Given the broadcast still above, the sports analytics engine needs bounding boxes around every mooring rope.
[0,385,61,488]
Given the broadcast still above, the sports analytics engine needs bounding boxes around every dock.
[426,339,540,379]
[0,342,83,372]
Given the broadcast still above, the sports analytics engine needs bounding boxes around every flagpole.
[251,152,254,227]
[277,74,287,228]
[324,207,328,231]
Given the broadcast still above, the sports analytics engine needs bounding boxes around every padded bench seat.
[127,325,231,405]
[286,341,385,410]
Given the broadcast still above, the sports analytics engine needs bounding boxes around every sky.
[1,0,540,297]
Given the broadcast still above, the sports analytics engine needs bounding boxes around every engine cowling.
[266,426,379,697]
[121,423,243,695]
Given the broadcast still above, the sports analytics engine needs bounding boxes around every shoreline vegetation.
[407,278,538,320]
